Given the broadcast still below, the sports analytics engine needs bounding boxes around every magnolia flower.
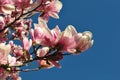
[34,17,62,47]
[0,43,11,64]
[75,31,94,53]
[13,0,33,9]
[39,25,61,47]
[39,0,62,21]
[9,41,23,57]
[13,46,23,57]
[22,37,32,51]
[0,16,5,30]
[37,47,61,68]
[30,17,53,45]
[0,0,15,14]
[55,25,77,53]
[7,55,16,66]
[55,25,94,54]
[30,25,45,44]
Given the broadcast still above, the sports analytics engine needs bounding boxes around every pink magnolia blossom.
[0,0,15,14]
[9,41,23,57]
[55,25,77,53]
[48,25,61,47]
[40,25,61,47]
[13,46,23,57]
[0,16,5,30]
[30,17,52,44]
[31,17,62,47]
[22,37,32,51]
[55,25,94,54]
[30,26,45,44]
[37,47,61,68]
[13,0,33,9]
[0,43,11,65]
[7,55,16,66]
[74,31,94,53]
[37,0,62,21]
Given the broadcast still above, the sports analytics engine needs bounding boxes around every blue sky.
[21,0,120,80]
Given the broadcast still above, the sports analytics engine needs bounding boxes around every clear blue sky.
[21,0,120,80]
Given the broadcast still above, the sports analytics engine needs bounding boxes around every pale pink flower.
[9,41,23,57]
[13,45,23,57]
[22,37,32,51]
[0,43,11,64]
[0,16,5,30]
[55,25,77,53]
[75,31,94,53]
[13,0,33,9]
[31,17,62,47]
[30,25,50,44]
[56,25,94,54]
[39,0,62,21]
[30,26,45,44]
[7,55,16,66]
[0,0,15,14]
[30,17,52,44]
[37,47,61,68]
[41,25,61,47]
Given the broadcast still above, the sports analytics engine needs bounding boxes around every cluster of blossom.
[0,0,94,80]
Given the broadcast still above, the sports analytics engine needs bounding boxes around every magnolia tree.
[0,0,94,80]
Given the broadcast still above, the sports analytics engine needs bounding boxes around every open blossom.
[74,31,94,53]
[31,17,61,47]
[0,0,15,14]
[30,24,46,44]
[9,41,23,57]
[0,43,11,64]
[38,0,62,21]
[39,25,61,47]
[7,55,16,66]
[22,37,32,51]
[55,25,94,54]
[37,47,61,68]
[30,17,52,44]
[55,25,77,53]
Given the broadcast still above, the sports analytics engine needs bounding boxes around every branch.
[13,67,42,72]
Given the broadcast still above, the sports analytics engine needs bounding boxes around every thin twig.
[13,67,42,72]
